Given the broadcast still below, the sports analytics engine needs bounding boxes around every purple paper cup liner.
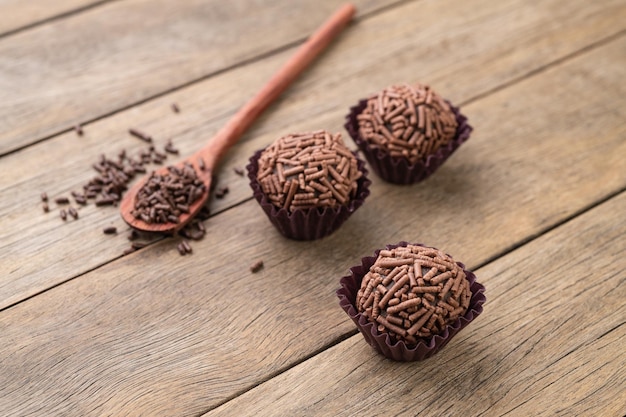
[345,99,473,184]
[247,149,371,241]
[336,242,486,361]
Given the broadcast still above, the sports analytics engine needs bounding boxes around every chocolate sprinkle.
[215,186,229,199]
[250,260,264,273]
[103,226,117,235]
[68,207,79,219]
[54,197,70,205]
[128,128,153,143]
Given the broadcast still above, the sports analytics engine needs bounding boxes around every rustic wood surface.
[205,192,626,417]
[2,0,625,310]
[0,0,624,416]
[0,0,395,155]
[0,0,110,36]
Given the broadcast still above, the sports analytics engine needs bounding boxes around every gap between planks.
[460,27,626,108]
[0,1,120,39]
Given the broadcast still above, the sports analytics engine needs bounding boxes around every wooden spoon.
[120,3,356,233]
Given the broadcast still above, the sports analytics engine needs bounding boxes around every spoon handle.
[196,3,356,167]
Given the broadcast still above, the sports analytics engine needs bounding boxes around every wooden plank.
[1,37,625,415]
[0,0,397,156]
[0,0,109,36]
[2,0,626,309]
[204,192,626,417]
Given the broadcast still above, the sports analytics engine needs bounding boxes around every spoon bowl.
[119,155,212,233]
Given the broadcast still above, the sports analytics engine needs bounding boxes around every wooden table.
[1,1,624,415]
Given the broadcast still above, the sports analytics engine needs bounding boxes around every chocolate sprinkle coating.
[247,148,371,241]
[256,131,362,212]
[356,244,470,346]
[356,84,458,164]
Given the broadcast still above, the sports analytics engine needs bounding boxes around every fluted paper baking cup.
[337,242,486,361]
[345,100,472,184]
[247,150,371,240]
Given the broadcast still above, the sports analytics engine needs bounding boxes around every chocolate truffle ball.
[355,244,471,346]
[256,131,362,212]
[356,84,458,164]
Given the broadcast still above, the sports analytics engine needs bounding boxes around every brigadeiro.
[337,242,485,361]
[247,130,370,240]
[345,83,472,184]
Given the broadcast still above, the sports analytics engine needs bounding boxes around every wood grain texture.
[205,186,626,416]
[0,0,394,156]
[1,37,625,415]
[0,0,110,36]
[2,0,626,309]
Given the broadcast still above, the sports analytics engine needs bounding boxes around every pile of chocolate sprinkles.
[131,162,206,224]
[356,244,471,345]
[80,138,179,208]
[40,138,179,218]
[357,84,458,163]
[257,131,362,211]
[40,128,223,256]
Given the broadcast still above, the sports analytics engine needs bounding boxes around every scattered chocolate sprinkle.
[179,218,206,241]
[95,197,115,206]
[129,128,153,143]
[59,209,67,221]
[181,240,192,254]
[177,242,186,255]
[164,141,179,155]
[250,260,264,273]
[356,244,470,345]
[74,124,83,136]
[233,167,245,176]
[68,207,78,219]
[215,186,229,199]
[41,192,48,202]
[103,226,117,234]
[131,242,147,250]
[55,197,70,205]
[171,103,180,113]
[357,84,458,163]
[42,203,49,213]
